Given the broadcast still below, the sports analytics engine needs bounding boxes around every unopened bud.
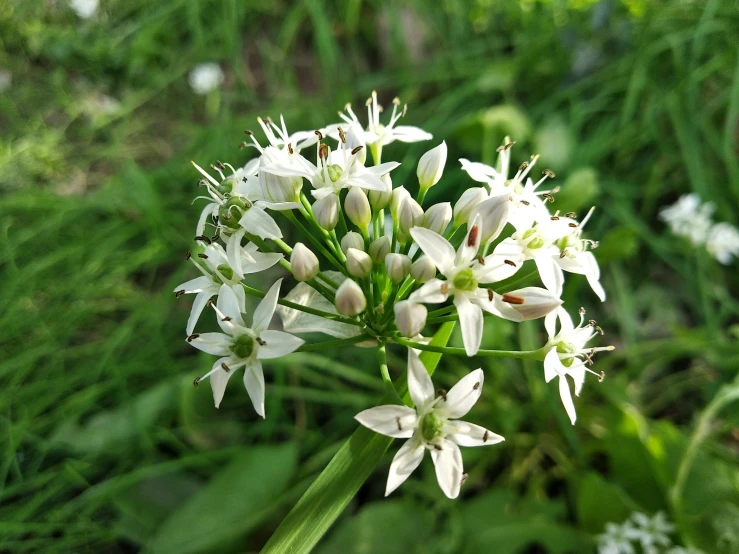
[505,287,562,320]
[390,186,410,220]
[291,242,319,282]
[422,202,452,235]
[346,248,372,278]
[369,174,393,210]
[410,256,436,283]
[369,236,391,264]
[453,187,486,226]
[335,279,366,316]
[398,197,424,235]
[394,300,428,337]
[313,194,339,230]
[417,141,447,191]
[345,187,372,230]
[385,253,411,283]
[341,231,364,254]
[471,195,511,244]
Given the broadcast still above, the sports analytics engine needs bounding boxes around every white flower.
[417,141,447,191]
[543,307,613,424]
[659,193,714,246]
[260,127,399,200]
[631,512,675,550]
[355,349,503,498]
[554,207,606,301]
[174,239,282,335]
[597,521,640,554]
[188,280,304,415]
[706,221,739,264]
[409,215,533,355]
[69,0,98,19]
[334,91,432,149]
[188,63,224,95]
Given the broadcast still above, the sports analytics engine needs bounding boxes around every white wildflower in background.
[597,512,700,554]
[188,63,224,95]
[706,222,739,265]
[69,0,99,19]
[355,349,503,498]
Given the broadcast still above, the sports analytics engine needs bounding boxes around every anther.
[206,299,215,306]
[595,326,604,336]
[518,161,529,172]
[551,216,560,221]
[222,316,232,322]
[288,143,294,154]
[589,319,597,327]
[266,116,273,124]
[565,212,577,218]
[337,127,346,143]
[194,235,212,244]
[568,222,578,228]
[392,97,400,105]
[239,141,248,150]
[543,194,555,203]
[502,293,525,305]
[579,307,586,315]
[467,225,479,246]
[582,352,594,366]
[436,389,447,401]
[187,333,200,342]
[193,377,201,387]
[440,283,449,295]
[433,444,442,451]
[256,337,266,346]
[396,417,402,431]
[487,289,494,302]
[244,129,254,135]
[185,250,192,260]
[402,104,407,117]
[176,290,186,298]
[598,371,606,382]
[520,200,530,206]
[473,382,481,390]
[211,233,220,242]
[543,169,556,178]
[217,160,225,169]
[504,259,517,267]
[477,255,485,265]
[314,130,324,140]
[483,430,489,442]
[559,250,567,258]
[344,103,351,111]
[351,145,364,155]
[319,144,328,160]
[197,253,208,259]
[221,362,230,372]
[461,473,469,485]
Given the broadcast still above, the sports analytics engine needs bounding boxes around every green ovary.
[231,334,254,358]
[452,268,478,291]
[556,341,577,367]
[522,228,545,250]
[216,264,233,281]
[327,164,343,183]
[421,412,442,442]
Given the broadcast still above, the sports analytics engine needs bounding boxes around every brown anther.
[187,333,200,342]
[392,97,401,106]
[483,430,489,442]
[194,235,212,244]
[433,444,443,451]
[337,126,346,143]
[217,160,226,169]
[518,161,529,172]
[440,283,449,295]
[256,337,266,346]
[436,389,448,401]
[502,293,525,305]
[467,225,479,246]
[568,222,578,228]
[543,194,555,203]
[193,377,201,387]
[589,319,597,327]
[288,143,294,154]
[211,233,220,242]
[520,200,530,206]
[596,326,604,336]
[396,417,402,431]
[473,382,481,390]
[239,141,248,150]
[197,253,208,259]
[319,144,329,160]
[598,371,605,382]
[504,259,517,267]
[543,169,556,178]
[314,130,324,140]
[477,255,485,265]
[560,250,568,258]
[198,179,207,186]
[551,216,560,221]
[176,290,186,298]
[186,250,192,260]
[244,129,254,136]
[582,352,594,366]
[579,307,586,315]
[487,289,494,302]
[565,212,577,218]
[206,298,215,306]
[221,362,231,372]
[351,145,364,155]
[222,316,232,322]
[461,473,469,485]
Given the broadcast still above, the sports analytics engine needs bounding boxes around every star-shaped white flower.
[409,214,532,356]
[597,521,641,554]
[355,349,503,498]
[554,207,606,301]
[174,237,283,335]
[543,307,613,424]
[630,512,675,550]
[187,279,304,416]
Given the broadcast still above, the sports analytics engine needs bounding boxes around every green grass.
[1,0,738,552]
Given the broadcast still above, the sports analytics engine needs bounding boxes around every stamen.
[483,430,489,442]
[504,259,517,267]
[568,222,578,228]
[193,377,200,387]
[222,316,232,322]
[560,249,567,258]
[518,161,529,172]
[239,141,248,150]
[176,290,186,298]
[477,255,485,265]
[221,362,230,372]
[338,127,346,144]
[256,337,266,346]
[543,194,555,203]
[351,145,364,155]
[502,293,525,305]
[194,235,212,244]
[461,473,469,485]
[197,253,208,259]
[433,444,442,451]
[392,97,400,106]
[288,143,294,154]
[441,283,449,295]
[579,307,586,315]
[187,333,200,342]
[244,129,253,135]
[487,289,494,301]
[467,225,479,246]
[551,216,560,221]
[319,144,328,160]
[396,417,402,431]
[436,389,448,401]
[599,371,605,382]
[314,130,323,140]
[185,250,192,260]
[565,212,577,218]
[473,382,481,390]
[542,169,556,178]
[520,200,530,205]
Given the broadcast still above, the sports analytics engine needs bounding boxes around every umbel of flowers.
[175,93,614,498]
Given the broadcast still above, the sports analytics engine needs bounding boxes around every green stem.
[416,188,427,206]
[377,340,404,405]
[393,337,548,360]
[285,212,346,273]
[295,334,373,352]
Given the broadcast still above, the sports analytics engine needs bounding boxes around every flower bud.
[472,195,511,244]
[503,287,562,320]
[291,242,319,282]
[453,187,486,226]
[313,194,339,230]
[410,256,436,283]
[422,202,452,235]
[345,187,372,230]
[394,300,428,337]
[259,147,301,203]
[385,253,411,283]
[335,279,366,316]
[369,174,392,210]
[346,248,372,278]
[341,231,365,254]
[390,186,410,220]
[368,236,391,264]
[398,197,424,235]
[417,141,447,191]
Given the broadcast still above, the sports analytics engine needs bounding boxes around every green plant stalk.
[393,337,549,360]
[377,339,404,404]
[294,334,372,352]
[240,284,358,326]
[285,212,346,273]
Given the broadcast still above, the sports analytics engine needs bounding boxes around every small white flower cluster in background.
[188,63,225,95]
[69,0,99,19]
[659,193,739,264]
[175,91,613,498]
[597,512,704,554]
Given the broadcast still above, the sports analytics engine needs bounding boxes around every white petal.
[455,214,483,267]
[558,374,577,425]
[257,330,304,359]
[252,278,282,333]
[430,439,464,499]
[354,405,418,438]
[580,252,606,301]
[407,348,435,411]
[448,420,504,447]
[557,307,575,334]
[208,357,239,408]
[459,159,497,183]
[385,439,425,496]
[239,206,283,240]
[535,255,564,297]
[175,276,212,294]
[544,310,559,339]
[363,161,402,176]
[409,227,456,274]
[409,278,449,305]
[437,368,483,419]
[544,346,561,383]
[477,238,525,283]
[454,295,483,356]
[226,228,247,279]
[391,125,433,143]
[346,173,390,193]
[256,200,303,212]
[188,333,231,356]
[259,163,312,179]
[217,284,246,331]
[232,283,247,315]
[196,203,217,236]
[242,250,283,274]
[244,360,266,418]
[186,289,218,336]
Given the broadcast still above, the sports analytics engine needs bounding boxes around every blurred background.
[1,0,738,552]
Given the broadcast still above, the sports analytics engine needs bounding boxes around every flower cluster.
[175,92,613,498]
[659,193,739,264]
[597,512,703,554]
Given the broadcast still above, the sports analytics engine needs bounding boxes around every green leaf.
[261,322,457,554]
[576,472,639,533]
[149,444,298,554]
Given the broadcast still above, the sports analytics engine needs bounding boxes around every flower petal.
[558,374,577,425]
[226,228,247,279]
[208,357,239,408]
[535,255,564,297]
[175,276,212,294]
[409,227,455,274]
[385,439,425,496]
[455,214,483,267]
[544,346,561,383]
[243,359,266,418]
[239,206,283,240]
[454,295,483,356]
[430,439,464,499]
[217,284,246,331]
[188,333,231,356]
[354,405,418,438]
[257,330,304,359]
[391,125,433,143]
[409,278,449,305]
[252,278,282,333]
[477,238,525,283]
[437,368,484,419]
[407,348,435,411]
[186,289,218,335]
[447,420,504,447]
[242,250,283,274]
